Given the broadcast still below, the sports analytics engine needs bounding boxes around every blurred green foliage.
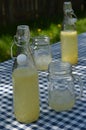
[0,10,86,62]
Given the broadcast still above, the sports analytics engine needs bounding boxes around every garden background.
[0,0,86,62]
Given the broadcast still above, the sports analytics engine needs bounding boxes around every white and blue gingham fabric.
[0,33,86,130]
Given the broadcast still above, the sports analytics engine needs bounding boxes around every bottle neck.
[63,12,76,31]
[63,2,77,31]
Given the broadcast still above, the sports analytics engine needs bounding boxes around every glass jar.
[32,36,52,71]
[48,60,83,111]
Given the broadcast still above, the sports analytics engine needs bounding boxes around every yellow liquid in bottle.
[12,68,39,123]
[49,89,75,111]
[60,31,78,64]
[35,55,52,71]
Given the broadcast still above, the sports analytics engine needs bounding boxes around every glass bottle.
[48,60,83,111]
[12,25,40,123]
[60,1,78,65]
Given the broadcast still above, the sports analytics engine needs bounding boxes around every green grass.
[77,18,86,33]
[0,35,13,62]
[0,11,86,62]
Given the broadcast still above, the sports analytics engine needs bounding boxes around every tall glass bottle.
[12,25,40,123]
[60,2,78,65]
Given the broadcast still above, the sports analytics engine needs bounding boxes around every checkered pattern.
[0,33,86,130]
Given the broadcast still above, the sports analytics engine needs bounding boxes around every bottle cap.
[17,54,27,65]
[64,1,72,12]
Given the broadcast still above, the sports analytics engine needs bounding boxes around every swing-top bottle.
[12,25,40,123]
[60,2,78,65]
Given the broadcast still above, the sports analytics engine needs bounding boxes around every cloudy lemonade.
[61,31,78,64]
[35,55,52,71]
[49,89,75,111]
[12,68,39,123]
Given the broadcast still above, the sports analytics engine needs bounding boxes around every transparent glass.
[63,1,72,12]
[48,60,83,111]
[16,25,30,44]
[60,2,78,65]
[12,47,40,123]
[32,36,52,71]
[11,26,40,123]
[63,2,77,30]
[11,35,34,62]
[11,25,35,67]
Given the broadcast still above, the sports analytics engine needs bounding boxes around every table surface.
[0,33,86,130]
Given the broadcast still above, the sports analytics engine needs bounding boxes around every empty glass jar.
[48,60,83,111]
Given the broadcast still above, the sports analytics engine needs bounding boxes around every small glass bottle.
[60,2,78,65]
[12,25,40,123]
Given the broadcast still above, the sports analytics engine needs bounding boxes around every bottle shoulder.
[13,66,38,77]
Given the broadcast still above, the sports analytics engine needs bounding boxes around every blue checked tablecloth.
[0,33,86,130]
